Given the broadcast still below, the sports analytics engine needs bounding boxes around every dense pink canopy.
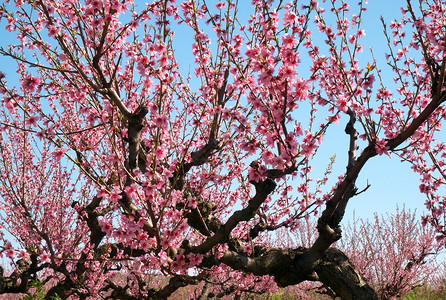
[0,0,444,298]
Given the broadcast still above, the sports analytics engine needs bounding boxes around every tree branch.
[170,138,220,190]
[193,178,276,254]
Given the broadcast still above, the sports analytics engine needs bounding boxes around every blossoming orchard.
[0,0,445,298]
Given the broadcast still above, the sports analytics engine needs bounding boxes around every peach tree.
[0,0,445,299]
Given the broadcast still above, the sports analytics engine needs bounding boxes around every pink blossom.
[248,167,264,183]
[52,148,67,161]
[375,139,390,157]
[5,249,14,259]
[114,229,124,240]
[124,185,138,200]
[47,25,60,37]
[348,35,356,44]
[283,11,297,26]
[26,115,40,126]
[188,197,197,209]
[19,250,29,260]
[153,114,168,130]
[336,96,349,113]
[281,34,296,48]
[215,1,226,9]
[187,253,203,266]
[155,146,167,159]
[246,48,259,59]
[301,141,317,158]
[20,75,41,92]
[40,253,51,263]
[4,97,16,113]
[109,189,123,204]
[99,219,114,237]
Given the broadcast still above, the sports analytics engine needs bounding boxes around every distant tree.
[340,207,442,299]
[0,0,445,299]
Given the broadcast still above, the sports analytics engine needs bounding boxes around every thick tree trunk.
[314,248,379,300]
[219,246,378,299]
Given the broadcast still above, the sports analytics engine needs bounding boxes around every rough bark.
[315,248,379,300]
[215,245,378,299]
